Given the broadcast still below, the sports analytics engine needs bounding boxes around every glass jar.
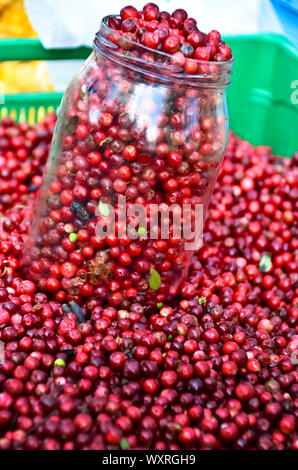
[23,16,233,311]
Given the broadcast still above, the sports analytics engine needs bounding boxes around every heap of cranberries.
[106,4,232,75]
[0,110,297,450]
[0,114,56,212]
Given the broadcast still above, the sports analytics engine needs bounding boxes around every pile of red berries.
[106,3,232,75]
[0,115,56,212]
[0,112,297,450]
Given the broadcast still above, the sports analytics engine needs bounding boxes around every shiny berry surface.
[0,110,297,450]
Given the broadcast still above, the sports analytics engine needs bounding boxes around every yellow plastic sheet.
[0,0,53,92]
[0,0,36,38]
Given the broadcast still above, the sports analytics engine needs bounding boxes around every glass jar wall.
[22,16,233,312]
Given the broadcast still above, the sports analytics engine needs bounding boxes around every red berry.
[120,5,138,20]
[194,47,210,61]
[163,35,180,53]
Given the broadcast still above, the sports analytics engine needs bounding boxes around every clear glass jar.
[23,16,233,311]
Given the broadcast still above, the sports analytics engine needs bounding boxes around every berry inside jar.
[23,4,233,311]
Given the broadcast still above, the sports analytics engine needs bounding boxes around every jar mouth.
[93,15,233,88]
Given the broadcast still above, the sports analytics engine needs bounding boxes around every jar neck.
[93,15,233,89]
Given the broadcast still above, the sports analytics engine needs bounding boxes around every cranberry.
[120,5,138,20]
[163,35,180,53]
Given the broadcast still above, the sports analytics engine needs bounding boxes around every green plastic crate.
[0,35,297,156]
[224,34,298,157]
[0,38,90,124]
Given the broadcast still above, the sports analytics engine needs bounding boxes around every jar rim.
[93,15,233,88]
